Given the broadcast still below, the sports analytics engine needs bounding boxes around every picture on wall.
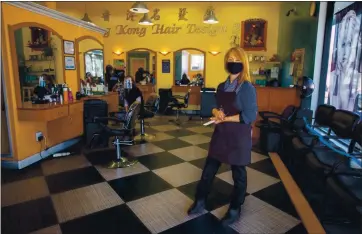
[240,19,268,51]
[64,56,76,70]
[113,59,125,70]
[162,59,171,73]
[63,40,75,55]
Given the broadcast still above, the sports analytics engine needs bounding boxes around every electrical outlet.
[36,132,43,142]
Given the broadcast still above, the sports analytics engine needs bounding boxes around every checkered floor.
[2,116,307,234]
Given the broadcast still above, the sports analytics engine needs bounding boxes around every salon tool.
[203,120,215,126]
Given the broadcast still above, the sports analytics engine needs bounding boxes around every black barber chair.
[323,122,362,227]
[159,88,173,114]
[91,102,141,168]
[255,105,297,152]
[301,110,360,195]
[288,104,336,170]
[200,88,217,121]
[135,94,160,142]
[168,89,191,126]
[84,99,108,147]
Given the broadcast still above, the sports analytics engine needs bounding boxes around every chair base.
[107,157,138,169]
[134,133,156,142]
[169,119,183,126]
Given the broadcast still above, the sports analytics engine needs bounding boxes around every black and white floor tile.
[1,116,308,234]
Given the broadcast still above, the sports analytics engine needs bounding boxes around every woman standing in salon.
[187,47,258,226]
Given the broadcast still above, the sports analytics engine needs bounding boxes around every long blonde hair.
[224,47,251,83]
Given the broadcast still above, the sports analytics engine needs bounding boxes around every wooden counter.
[17,92,119,121]
[252,86,300,144]
[17,92,119,147]
[172,85,201,107]
[137,84,156,102]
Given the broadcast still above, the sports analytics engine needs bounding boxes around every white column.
[311,2,328,114]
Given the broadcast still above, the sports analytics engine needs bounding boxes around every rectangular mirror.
[14,26,64,103]
[174,49,205,87]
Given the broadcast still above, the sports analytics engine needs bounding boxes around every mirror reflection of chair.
[91,102,141,168]
[135,94,160,142]
[168,89,191,126]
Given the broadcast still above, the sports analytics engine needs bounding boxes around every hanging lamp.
[130,1,149,13]
[81,4,93,24]
[139,13,153,25]
[203,7,219,24]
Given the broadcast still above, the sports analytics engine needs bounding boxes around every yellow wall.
[1,2,104,161]
[78,39,103,80]
[56,1,281,89]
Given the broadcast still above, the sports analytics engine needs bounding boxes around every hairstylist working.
[188,47,258,226]
[124,75,143,112]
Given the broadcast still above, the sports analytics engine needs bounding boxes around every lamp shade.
[130,1,149,13]
[81,13,93,24]
[203,8,219,24]
[139,13,153,25]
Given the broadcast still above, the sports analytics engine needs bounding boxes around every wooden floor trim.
[269,152,326,234]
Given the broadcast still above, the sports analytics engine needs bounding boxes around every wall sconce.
[208,51,220,56]
[113,51,124,56]
[159,51,170,56]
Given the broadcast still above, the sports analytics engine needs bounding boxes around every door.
[174,51,182,82]
[130,58,146,78]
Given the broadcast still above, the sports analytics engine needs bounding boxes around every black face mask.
[226,62,243,74]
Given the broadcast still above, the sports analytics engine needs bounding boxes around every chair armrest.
[109,110,126,116]
[332,168,362,177]
[259,111,279,119]
[172,95,184,99]
[94,117,124,123]
[262,116,288,122]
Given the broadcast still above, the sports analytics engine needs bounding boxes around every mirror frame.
[173,48,206,86]
[126,48,157,80]
[83,48,104,80]
[75,36,104,90]
[8,22,65,107]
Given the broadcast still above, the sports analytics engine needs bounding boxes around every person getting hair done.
[124,75,143,111]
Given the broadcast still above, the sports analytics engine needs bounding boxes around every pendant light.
[139,13,153,26]
[130,1,149,14]
[203,6,219,24]
[81,4,93,24]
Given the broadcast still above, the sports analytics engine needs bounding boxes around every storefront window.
[324,3,362,118]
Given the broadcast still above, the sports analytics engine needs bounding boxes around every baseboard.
[1,137,81,169]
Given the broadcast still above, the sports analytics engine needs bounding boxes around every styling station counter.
[136,84,156,102]
[6,92,119,168]
[172,85,202,109]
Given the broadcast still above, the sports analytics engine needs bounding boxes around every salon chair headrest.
[330,110,360,138]
[315,104,336,127]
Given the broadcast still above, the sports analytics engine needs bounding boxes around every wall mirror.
[13,25,64,102]
[126,48,157,85]
[77,37,104,85]
[174,48,205,86]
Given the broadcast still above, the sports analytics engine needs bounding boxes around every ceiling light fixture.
[81,4,94,25]
[139,13,153,26]
[130,1,149,14]
[203,7,219,24]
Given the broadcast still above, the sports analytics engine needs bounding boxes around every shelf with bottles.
[26,71,55,75]
[25,59,54,62]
